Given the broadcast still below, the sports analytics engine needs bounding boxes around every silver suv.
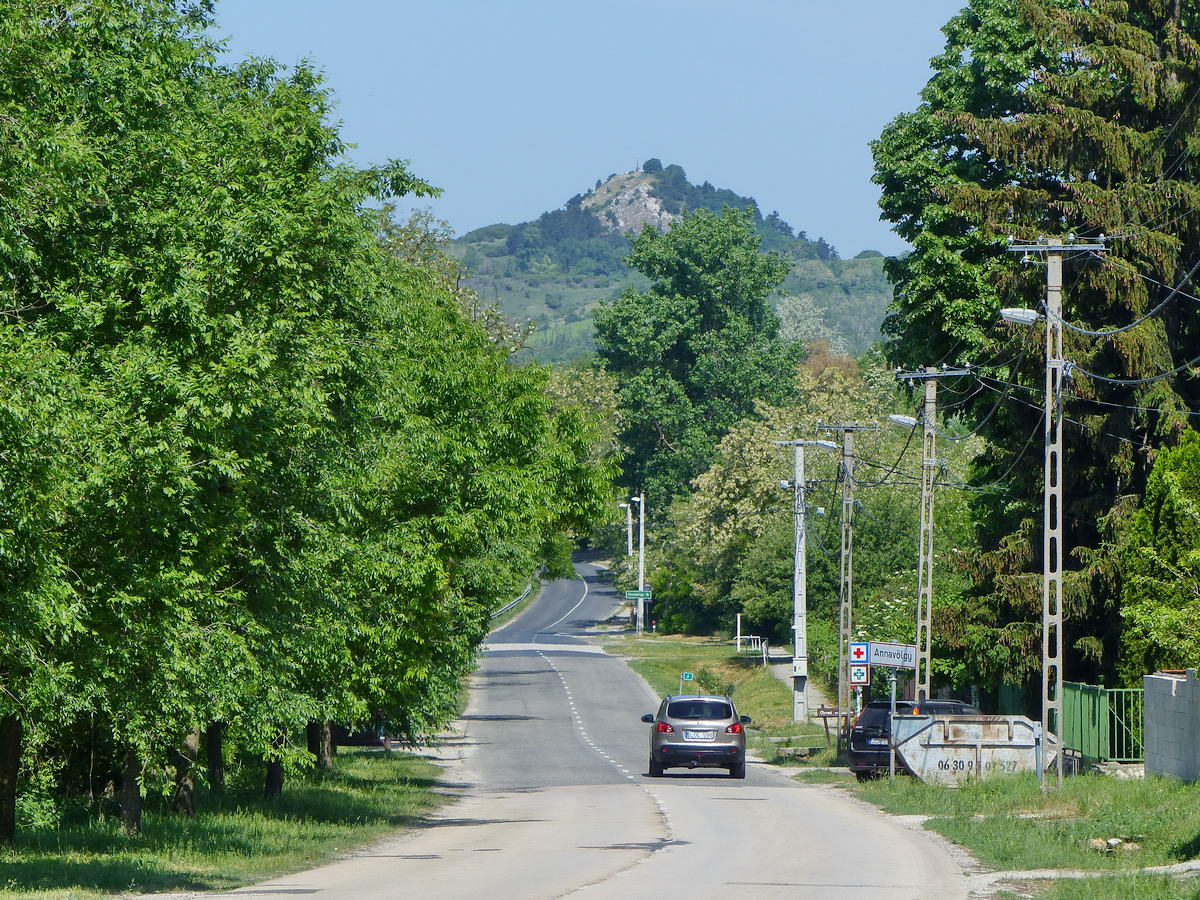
[641,694,751,778]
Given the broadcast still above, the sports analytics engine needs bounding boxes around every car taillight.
[725,722,743,734]
[656,721,674,733]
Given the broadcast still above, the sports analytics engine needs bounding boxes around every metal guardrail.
[1062,681,1144,763]
[491,583,533,620]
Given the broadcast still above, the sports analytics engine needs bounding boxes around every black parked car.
[848,698,981,781]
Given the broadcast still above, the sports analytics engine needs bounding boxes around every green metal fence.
[1061,681,1144,763]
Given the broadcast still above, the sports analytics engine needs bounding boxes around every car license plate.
[684,730,715,742]
[867,737,888,746]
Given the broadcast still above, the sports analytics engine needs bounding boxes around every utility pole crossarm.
[1006,240,1107,253]
[895,367,973,381]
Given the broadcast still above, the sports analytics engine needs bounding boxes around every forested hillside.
[449,161,892,361]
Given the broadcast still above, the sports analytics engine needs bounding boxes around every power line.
[1069,353,1200,387]
[849,423,919,487]
[978,367,1200,417]
[1042,292,1178,337]
[975,377,1147,447]
[936,410,1046,495]
[1097,252,1200,308]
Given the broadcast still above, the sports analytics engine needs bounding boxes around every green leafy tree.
[647,351,981,694]
[872,0,1200,686]
[1115,430,1200,683]
[0,0,614,841]
[594,207,804,501]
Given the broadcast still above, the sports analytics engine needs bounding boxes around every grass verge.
[859,772,1200,871]
[602,633,832,764]
[0,749,445,899]
[856,772,1200,898]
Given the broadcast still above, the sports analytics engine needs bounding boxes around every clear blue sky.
[213,1,964,256]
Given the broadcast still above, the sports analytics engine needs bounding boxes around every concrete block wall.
[1144,669,1200,781]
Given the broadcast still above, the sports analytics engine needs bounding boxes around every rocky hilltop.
[451,160,890,363]
[581,171,678,234]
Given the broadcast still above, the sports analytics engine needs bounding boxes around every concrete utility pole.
[633,492,646,635]
[774,439,837,722]
[818,423,879,736]
[618,502,633,557]
[1004,234,1106,788]
[894,366,971,703]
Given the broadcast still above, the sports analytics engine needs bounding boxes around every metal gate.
[1061,681,1143,763]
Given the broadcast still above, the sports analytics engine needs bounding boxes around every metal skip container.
[891,714,1058,785]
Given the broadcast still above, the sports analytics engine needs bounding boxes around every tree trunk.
[0,714,22,845]
[263,732,285,799]
[119,748,143,835]
[171,730,201,816]
[204,721,226,796]
[305,721,333,772]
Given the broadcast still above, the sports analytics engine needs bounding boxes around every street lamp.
[1003,233,1107,788]
[630,494,646,634]
[1000,307,1042,326]
[617,502,632,557]
[1000,297,1064,787]
[773,438,838,722]
[888,408,937,702]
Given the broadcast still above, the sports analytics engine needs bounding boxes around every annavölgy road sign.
[868,641,917,669]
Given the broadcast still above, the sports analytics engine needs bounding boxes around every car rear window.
[668,700,732,720]
[929,702,981,715]
[857,703,915,728]
[857,701,980,728]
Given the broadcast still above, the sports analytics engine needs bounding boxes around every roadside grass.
[997,875,1200,899]
[602,633,831,763]
[859,771,1200,875]
[791,769,855,785]
[0,749,445,900]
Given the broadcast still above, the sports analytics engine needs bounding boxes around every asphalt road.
[222,563,966,899]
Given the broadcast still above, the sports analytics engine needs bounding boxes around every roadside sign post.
[868,641,918,669]
[679,671,694,694]
[863,641,918,785]
[888,670,898,783]
[626,589,652,635]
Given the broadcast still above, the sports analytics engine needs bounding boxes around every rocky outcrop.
[600,181,676,234]
[582,172,677,235]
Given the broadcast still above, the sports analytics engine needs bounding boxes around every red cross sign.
[850,642,869,662]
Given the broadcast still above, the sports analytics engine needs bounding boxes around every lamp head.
[1000,307,1041,326]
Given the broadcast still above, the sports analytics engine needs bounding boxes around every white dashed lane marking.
[536,650,676,847]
